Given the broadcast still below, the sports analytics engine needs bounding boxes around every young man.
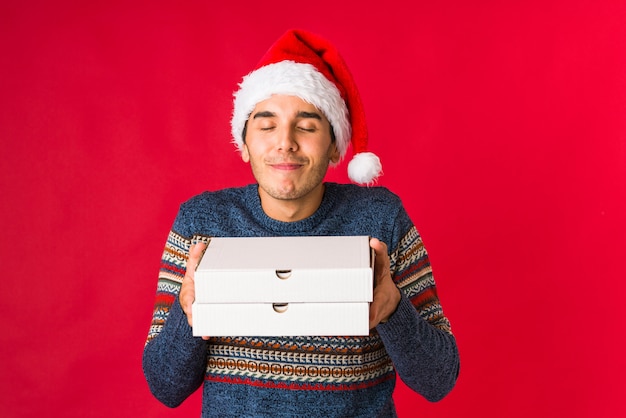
[143,29,460,417]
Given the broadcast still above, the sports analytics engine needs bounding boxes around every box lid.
[195,236,374,303]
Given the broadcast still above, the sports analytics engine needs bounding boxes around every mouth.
[271,163,302,171]
[267,159,306,171]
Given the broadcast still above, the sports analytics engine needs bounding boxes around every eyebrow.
[296,111,322,120]
[252,111,275,119]
[252,110,323,120]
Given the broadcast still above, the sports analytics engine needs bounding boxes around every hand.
[369,238,401,329]
[180,242,207,331]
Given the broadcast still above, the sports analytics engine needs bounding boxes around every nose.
[275,126,298,152]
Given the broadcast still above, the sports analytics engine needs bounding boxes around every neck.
[258,184,325,222]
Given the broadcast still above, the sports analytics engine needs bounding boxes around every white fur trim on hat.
[347,152,382,185]
[231,61,351,160]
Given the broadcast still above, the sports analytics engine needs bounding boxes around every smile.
[269,162,304,170]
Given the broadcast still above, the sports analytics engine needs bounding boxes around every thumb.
[369,237,389,286]
[188,242,208,274]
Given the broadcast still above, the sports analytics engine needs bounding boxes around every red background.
[2,1,625,417]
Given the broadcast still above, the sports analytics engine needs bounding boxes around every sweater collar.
[244,183,338,234]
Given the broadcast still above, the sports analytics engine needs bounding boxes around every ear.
[329,143,340,164]
[241,144,250,163]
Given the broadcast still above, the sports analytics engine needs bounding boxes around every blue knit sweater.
[143,183,459,417]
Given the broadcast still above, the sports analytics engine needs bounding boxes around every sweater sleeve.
[142,228,209,408]
[375,225,460,402]
[142,298,208,407]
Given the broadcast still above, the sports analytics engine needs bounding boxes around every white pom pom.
[347,152,382,185]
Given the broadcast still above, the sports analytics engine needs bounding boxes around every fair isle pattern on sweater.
[147,224,451,390]
[203,336,394,390]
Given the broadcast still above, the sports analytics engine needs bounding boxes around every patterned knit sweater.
[142,183,459,417]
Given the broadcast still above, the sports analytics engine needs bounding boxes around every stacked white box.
[192,236,374,336]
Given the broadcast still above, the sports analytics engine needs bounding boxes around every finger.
[369,286,399,329]
[180,278,195,327]
[180,242,208,327]
[369,300,379,329]
[369,285,388,329]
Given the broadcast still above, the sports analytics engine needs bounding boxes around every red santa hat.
[231,29,382,185]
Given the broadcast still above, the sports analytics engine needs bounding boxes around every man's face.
[242,95,340,209]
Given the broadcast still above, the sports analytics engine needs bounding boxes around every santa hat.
[231,29,382,185]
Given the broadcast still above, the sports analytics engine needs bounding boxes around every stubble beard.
[251,158,331,202]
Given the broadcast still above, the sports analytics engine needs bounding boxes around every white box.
[192,236,374,336]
